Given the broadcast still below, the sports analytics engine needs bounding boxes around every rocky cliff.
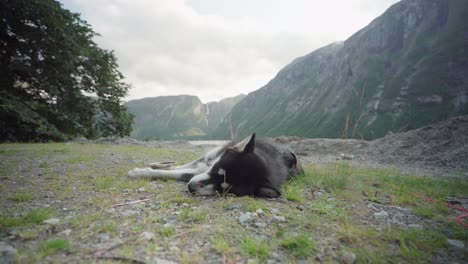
[213,0,468,140]
[124,95,244,140]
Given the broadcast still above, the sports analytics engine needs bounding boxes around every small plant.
[280,234,315,257]
[240,237,271,261]
[154,226,175,238]
[94,175,116,190]
[39,238,70,255]
[284,184,304,202]
[9,193,34,202]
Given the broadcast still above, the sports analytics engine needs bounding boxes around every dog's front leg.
[128,165,208,182]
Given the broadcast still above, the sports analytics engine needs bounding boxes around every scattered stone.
[273,215,286,222]
[59,229,72,236]
[140,231,155,241]
[340,153,354,160]
[254,222,267,228]
[169,246,180,252]
[121,210,139,217]
[151,258,178,264]
[97,233,110,242]
[226,204,242,210]
[43,218,60,225]
[165,215,178,223]
[341,251,357,264]
[239,213,252,224]
[0,241,17,262]
[270,208,280,214]
[255,208,264,215]
[313,191,325,199]
[297,205,306,211]
[137,187,146,192]
[446,239,464,250]
[43,191,54,198]
[373,210,389,220]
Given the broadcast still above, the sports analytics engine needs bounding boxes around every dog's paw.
[127,168,140,178]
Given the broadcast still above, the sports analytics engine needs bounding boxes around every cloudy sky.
[60,0,399,103]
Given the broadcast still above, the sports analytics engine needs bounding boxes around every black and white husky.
[128,134,303,198]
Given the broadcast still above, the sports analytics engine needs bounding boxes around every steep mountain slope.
[213,0,468,140]
[124,95,244,140]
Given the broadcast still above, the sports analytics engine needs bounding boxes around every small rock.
[140,231,155,241]
[0,242,17,262]
[181,203,189,207]
[43,218,60,225]
[297,205,306,211]
[59,229,72,236]
[121,210,139,217]
[270,208,280,214]
[137,187,146,192]
[239,213,252,224]
[340,153,354,160]
[447,239,464,250]
[341,251,356,264]
[373,210,389,220]
[97,233,110,242]
[313,191,324,199]
[273,215,286,222]
[255,208,264,215]
[225,204,242,210]
[43,191,54,198]
[254,222,267,228]
[169,246,180,252]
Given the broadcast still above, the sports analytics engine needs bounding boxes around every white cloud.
[60,0,399,103]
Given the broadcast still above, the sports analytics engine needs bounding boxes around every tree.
[0,0,133,141]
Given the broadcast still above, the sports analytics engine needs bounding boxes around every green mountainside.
[124,95,245,140]
[212,0,468,140]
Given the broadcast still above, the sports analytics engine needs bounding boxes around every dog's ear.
[256,186,281,198]
[231,133,256,153]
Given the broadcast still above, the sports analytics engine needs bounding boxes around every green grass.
[8,193,34,202]
[0,208,53,227]
[240,237,271,261]
[62,155,97,164]
[39,238,70,255]
[280,234,315,257]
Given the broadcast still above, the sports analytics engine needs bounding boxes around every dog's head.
[187,133,281,198]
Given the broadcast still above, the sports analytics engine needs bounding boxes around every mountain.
[212,0,468,140]
[124,94,245,140]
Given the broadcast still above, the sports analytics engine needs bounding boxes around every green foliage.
[0,208,52,227]
[280,234,315,257]
[240,237,271,260]
[0,0,133,142]
[39,238,70,255]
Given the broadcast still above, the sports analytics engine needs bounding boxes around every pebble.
[43,191,55,198]
[341,251,357,264]
[373,210,389,220]
[255,208,264,215]
[226,204,242,210]
[137,187,146,192]
[43,218,60,225]
[121,210,139,217]
[273,215,286,222]
[59,229,72,236]
[97,233,110,242]
[254,222,267,228]
[446,239,464,250]
[270,208,280,214]
[140,231,155,241]
[239,213,252,224]
[0,242,17,262]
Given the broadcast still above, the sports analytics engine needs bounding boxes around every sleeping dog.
[128,134,303,198]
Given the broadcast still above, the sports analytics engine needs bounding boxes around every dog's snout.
[187,182,197,193]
